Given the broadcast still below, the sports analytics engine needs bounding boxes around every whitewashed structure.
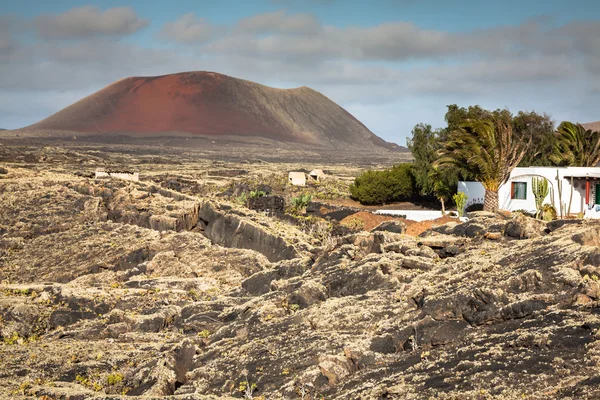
[459,167,600,218]
[288,172,306,186]
[95,169,139,182]
[309,169,326,182]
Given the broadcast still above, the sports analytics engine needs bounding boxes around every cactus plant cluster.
[532,177,549,219]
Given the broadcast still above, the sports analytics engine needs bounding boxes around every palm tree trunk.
[484,189,499,212]
[440,198,446,214]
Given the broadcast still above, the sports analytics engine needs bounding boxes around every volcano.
[28,71,400,150]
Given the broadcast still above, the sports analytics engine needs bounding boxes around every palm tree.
[435,118,530,212]
[550,121,600,167]
[428,166,453,214]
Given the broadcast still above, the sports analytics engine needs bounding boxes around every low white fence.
[374,210,444,222]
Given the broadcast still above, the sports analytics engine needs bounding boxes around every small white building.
[459,167,600,218]
[288,172,306,186]
[309,169,326,182]
[95,169,139,182]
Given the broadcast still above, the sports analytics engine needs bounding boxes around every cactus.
[452,192,468,217]
[532,177,549,219]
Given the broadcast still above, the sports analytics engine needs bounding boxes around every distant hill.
[27,71,403,151]
[582,121,600,132]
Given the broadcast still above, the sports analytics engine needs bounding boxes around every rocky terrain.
[2,147,600,399]
[16,71,402,152]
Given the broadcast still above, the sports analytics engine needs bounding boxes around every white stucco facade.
[459,167,600,218]
[95,169,139,182]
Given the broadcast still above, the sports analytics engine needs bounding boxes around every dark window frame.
[511,182,527,200]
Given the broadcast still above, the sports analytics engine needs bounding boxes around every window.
[511,182,527,200]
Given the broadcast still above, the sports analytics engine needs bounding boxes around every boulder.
[464,223,486,238]
[504,214,550,239]
[318,354,356,385]
[288,280,328,308]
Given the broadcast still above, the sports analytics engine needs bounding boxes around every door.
[596,184,600,205]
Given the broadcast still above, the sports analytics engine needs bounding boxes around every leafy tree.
[407,123,458,204]
[444,104,493,134]
[350,163,415,205]
[435,118,530,212]
[550,121,600,167]
[407,123,438,195]
[514,111,556,166]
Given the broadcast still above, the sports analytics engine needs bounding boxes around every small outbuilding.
[95,168,139,182]
[288,172,306,186]
[309,169,326,182]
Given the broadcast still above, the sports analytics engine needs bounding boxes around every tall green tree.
[406,123,439,195]
[435,117,530,211]
[550,121,600,167]
[514,111,556,166]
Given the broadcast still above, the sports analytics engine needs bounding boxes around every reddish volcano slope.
[29,72,399,149]
[583,121,600,132]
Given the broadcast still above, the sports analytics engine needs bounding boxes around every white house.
[288,172,306,186]
[309,169,326,182]
[459,167,600,218]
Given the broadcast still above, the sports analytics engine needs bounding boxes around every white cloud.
[159,13,213,43]
[236,11,320,34]
[34,6,148,39]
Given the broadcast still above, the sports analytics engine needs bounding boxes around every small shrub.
[106,373,124,386]
[235,193,247,205]
[187,289,200,301]
[452,192,468,217]
[198,330,211,338]
[290,193,312,213]
[541,203,557,221]
[249,190,266,199]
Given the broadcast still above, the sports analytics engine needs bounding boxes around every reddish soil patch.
[340,212,458,236]
[405,215,457,236]
[341,212,400,231]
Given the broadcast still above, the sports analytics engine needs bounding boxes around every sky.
[1,0,600,146]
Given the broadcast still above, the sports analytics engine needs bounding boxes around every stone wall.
[248,196,285,214]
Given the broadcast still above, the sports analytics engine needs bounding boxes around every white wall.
[498,174,548,213]
[457,181,486,211]
[95,171,139,182]
[374,210,443,221]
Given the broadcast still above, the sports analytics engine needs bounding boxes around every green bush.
[349,163,415,205]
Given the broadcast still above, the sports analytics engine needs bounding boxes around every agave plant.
[550,121,600,167]
[435,117,530,212]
